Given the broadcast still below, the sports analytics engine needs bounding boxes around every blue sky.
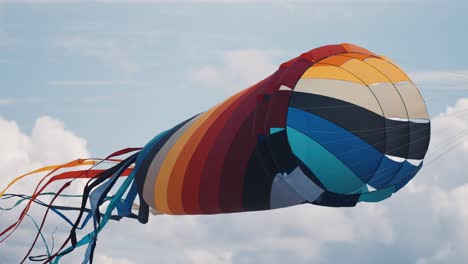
[1,0,467,155]
[1,1,468,263]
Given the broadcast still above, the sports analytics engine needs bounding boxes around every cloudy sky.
[1,0,468,263]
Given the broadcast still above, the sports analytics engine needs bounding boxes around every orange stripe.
[341,52,372,61]
[166,89,251,214]
[318,54,352,66]
[340,43,375,56]
[364,57,410,83]
[153,107,218,214]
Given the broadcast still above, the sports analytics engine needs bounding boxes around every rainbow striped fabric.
[133,43,430,215]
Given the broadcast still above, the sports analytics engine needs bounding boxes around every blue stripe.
[395,163,422,191]
[286,126,364,194]
[287,107,382,182]
[368,158,403,189]
[384,161,420,187]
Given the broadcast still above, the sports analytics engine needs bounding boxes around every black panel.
[408,122,431,159]
[384,119,410,158]
[312,191,359,207]
[265,130,298,174]
[242,136,280,211]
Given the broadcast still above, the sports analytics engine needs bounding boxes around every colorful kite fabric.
[0,43,431,263]
[134,43,430,215]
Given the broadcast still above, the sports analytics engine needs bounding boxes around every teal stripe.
[286,127,364,194]
[270,127,285,134]
[359,186,395,202]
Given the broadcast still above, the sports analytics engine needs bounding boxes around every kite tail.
[0,147,150,264]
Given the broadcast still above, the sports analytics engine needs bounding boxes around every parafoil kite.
[0,43,430,263]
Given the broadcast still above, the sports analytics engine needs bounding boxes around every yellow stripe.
[364,58,410,83]
[300,65,365,84]
[340,59,389,85]
[378,54,400,68]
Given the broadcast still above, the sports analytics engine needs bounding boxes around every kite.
[0,43,430,263]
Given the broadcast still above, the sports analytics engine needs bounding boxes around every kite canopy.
[0,43,430,263]
[134,43,430,215]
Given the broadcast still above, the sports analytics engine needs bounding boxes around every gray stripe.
[142,115,202,209]
[282,167,324,202]
[270,173,305,209]
[270,167,324,209]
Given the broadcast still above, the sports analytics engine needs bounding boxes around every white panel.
[368,82,408,119]
[294,78,384,116]
[395,82,430,120]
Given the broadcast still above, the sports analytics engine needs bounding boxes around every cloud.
[190,49,289,91]
[0,116,91,262]
[410,70,468,90]
[95,255,135,264]
[57,36,139,76]
[0,115,89,184]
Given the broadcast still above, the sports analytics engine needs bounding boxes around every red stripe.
[301,44,347,62]
[181,80,267,214]
[197,74,280,214]
[280,58,313,89]
[264,90,292,128]
[218,113,257,212]
[214,72,283,213]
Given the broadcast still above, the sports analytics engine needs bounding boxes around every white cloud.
[433,185,468,245]
[95,255,135,264]
[0,116,91,263]
[58,36,139,76]
[190,49,288,91]
[186,249,233,264]
[0,116,89,186]
[410,70,468,90]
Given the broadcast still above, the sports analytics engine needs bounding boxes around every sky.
[0,0,468,263]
